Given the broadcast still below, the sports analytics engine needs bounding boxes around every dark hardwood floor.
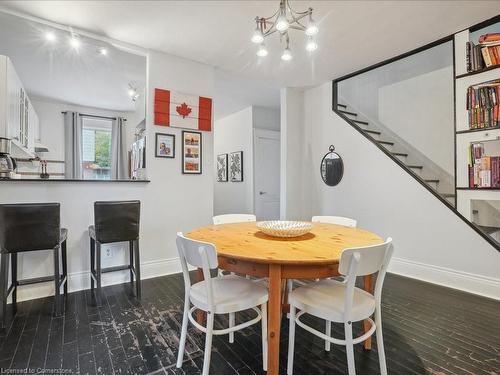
[0,273,498,375]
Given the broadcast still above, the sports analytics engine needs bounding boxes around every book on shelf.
[466,81,500,129]
[466,33,500,72]
[468,142,500,188]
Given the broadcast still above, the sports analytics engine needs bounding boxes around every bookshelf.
[455,21,500,227]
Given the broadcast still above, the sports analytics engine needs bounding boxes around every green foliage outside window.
[95,130,111,168]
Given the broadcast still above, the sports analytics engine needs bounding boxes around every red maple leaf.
[176,102,192,118]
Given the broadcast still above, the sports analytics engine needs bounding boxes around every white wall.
[295,82,500,300]
[213,107,254,216]
[339,42,454,175]
[0,49,215,301]
[253,106,280,131]
[378,66,454,174]
[280,88,311,221]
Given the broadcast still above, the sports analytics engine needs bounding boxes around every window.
[81,117,112,180]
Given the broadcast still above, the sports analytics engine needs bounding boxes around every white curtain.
[111,117,127,179]
[64,112,83,179]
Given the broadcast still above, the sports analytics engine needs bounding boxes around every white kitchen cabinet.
[0,55,35,157]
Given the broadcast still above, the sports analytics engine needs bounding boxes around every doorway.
[254,129,280,220]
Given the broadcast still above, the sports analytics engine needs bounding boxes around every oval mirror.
[320,145,344,186]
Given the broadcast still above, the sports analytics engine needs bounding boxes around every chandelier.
[251,0,319,61]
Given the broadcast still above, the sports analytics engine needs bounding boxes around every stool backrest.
[94,200,140,243]
[311,216,357,228]
[213,214,256,225]
[0,203,60,252]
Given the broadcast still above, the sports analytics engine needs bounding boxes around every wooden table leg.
[196,268,205,325]
[268,264,282,375]
[363,274,374,350]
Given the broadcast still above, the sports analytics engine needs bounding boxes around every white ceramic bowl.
[257,220,313,238]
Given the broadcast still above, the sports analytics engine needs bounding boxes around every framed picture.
[217,154,228,182]
[182,131,202,174]
[230,151,243,182]
[155,133,175,158]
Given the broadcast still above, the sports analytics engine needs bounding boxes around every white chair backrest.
[176,232,218,270]
[339,238,393,319]
[213,214,256,225]
[176,232,218,311]
[311,216,357,228]
[339,238,393,277]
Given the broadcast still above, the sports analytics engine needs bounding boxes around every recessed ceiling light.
[281,47,293,61]
[69,37,80,49]
[99,48,108,56]
[45,31,56,42]
[306,37,318,52]
[257,44,268,57]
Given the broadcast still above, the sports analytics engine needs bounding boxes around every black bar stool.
[88,200,141,306]
[0,203,68,330]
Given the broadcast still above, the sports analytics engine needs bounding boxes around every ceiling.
[0,11,146,111]
[0,1,499,117]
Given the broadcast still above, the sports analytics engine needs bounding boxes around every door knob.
[259,191,266,195]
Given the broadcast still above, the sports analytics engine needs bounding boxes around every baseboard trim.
[389,257,500,301]
[14,257,184,303]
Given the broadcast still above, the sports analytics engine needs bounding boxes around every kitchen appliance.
[0,137,17,179]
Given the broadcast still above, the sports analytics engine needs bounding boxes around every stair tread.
[338,110,357,116]
[441,193,456,198]
[377,140,395,146]
[406,165,423,169]
[352,119,369,125]
[364,130,381,135]
[337,104,347,109]
[425,179,440,183]
[392,152,408,157]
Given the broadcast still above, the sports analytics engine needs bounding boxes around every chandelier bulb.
[275,13,289,33]
[257,43,269,57]
[251,24,264,44]
[306,36,318,52]
[305,15,319,36]
[281,47,292,61]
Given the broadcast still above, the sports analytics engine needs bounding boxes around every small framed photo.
[217,154,228,182]
[155,133,175,158]
[230,151,243,182]
[182,131,202,174]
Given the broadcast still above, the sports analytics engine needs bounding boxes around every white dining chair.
[311,215,357,227]
[288,215,358,351]
[176,233,268,375]
[287,238,394,375]
[212,214,257,225]
[213,213,259,343]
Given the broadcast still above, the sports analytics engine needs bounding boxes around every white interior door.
[254,129,280,220]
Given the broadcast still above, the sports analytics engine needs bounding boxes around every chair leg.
[176,296,190,368]
[344,322,356,375]
[287,304,296,375]
[229,312,235,343]
[325,320,331,351]
[11,253,17,314]
[375,308,388,375]
[53,246,61,317]
[95,242,102,307]
[129,240,134,284]
[202,312,215,375]
[0,253,8,331]
[261,303,268,371]
[90,238,95,292]
[134,240,141,300]
[62,240,68,296]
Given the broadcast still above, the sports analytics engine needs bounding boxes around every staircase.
[335,103,456,207]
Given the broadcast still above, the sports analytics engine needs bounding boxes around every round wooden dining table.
[187,222,383,375]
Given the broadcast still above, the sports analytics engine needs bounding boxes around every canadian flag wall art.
[154,88,212,131]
